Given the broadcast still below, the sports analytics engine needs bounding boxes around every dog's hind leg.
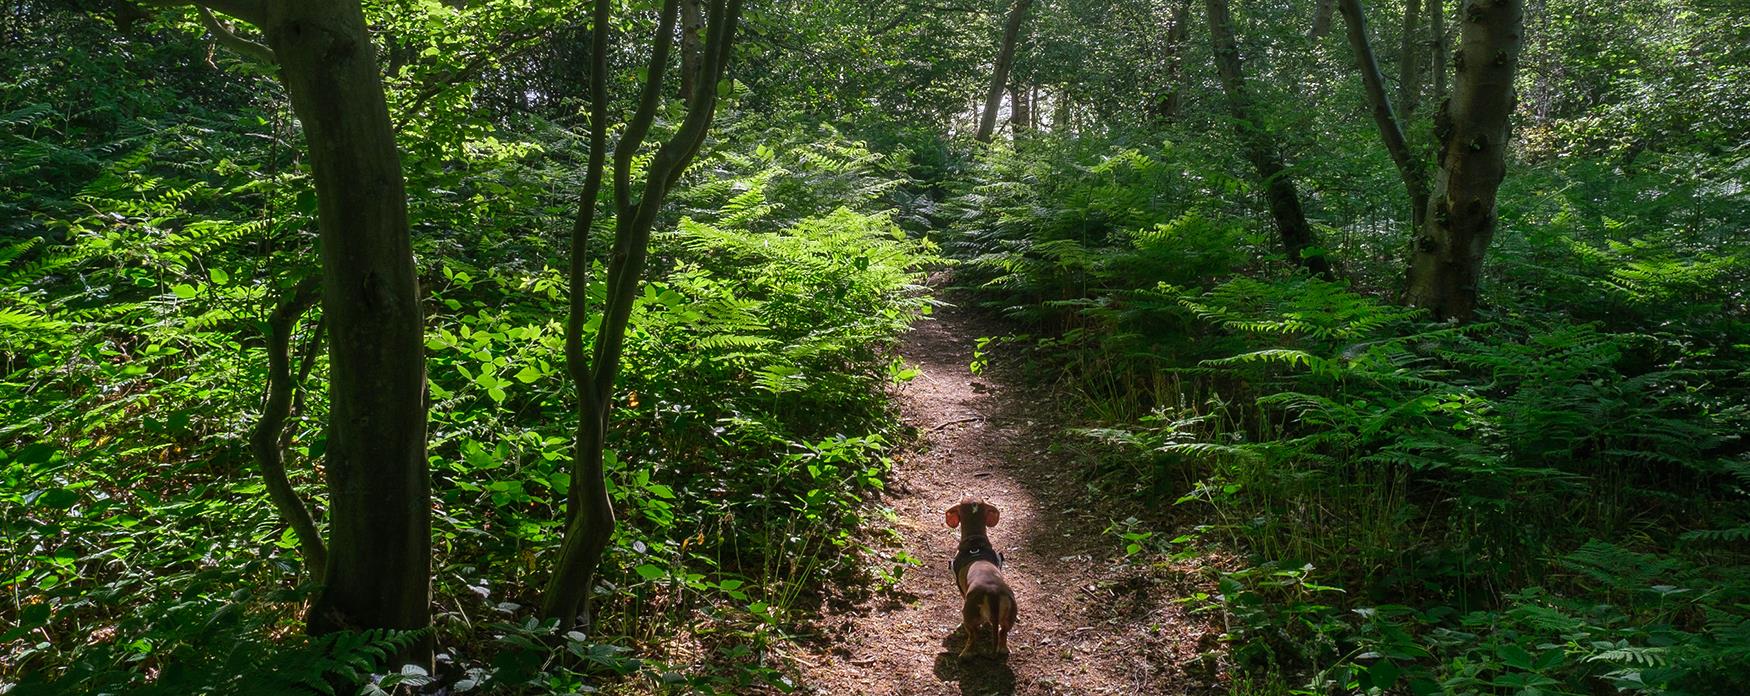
[958,600,985,658]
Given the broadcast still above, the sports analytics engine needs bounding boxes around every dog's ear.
[983,503,1000,527]
[944,505,961,528]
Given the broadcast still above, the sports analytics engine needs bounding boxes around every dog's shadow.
[931,630,1015,695]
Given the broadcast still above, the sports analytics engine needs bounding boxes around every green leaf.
[208,268,229,285]
[1368,659,1401,689]
[171,283,198,299]
[35,488,78,509]
[514,366,541,383]
[1499,643,1536,670]
[634,564,664,581]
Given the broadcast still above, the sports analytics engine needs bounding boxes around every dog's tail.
[989,591,1017,627]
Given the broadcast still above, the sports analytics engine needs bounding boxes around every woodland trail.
[794,295,1223,695]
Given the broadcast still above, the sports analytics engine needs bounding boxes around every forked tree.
[1405,0,1524,320]
[541,0,746,628]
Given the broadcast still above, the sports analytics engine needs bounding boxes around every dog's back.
[946,497,1017,658]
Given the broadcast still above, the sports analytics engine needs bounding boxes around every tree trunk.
[1427,0,1448,106]
[679,0,704,103]
[1396,0,1422,117]
[261,0,432,669]
[975,0,1032,142]
[1310,0,1336,37]
[1054,86,1071,132]
[1010,82,1030,134]
[1155,0,1194,122]
[1205,0,1333,277]
[1405,0,1523,320]
[542,0,743,628]
[1338,0,1429,229]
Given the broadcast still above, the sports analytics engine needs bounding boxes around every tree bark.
[1053,86,1071,132]
[1010,82,1030,134]
[1155,0,1194,122]
[1205,0,1333,277]
[975,0,1032,142]
[1396,0,1422,117]
[1338,0,1429,229]
[260,0,432,668]
[1405,0,1523,320]
[1427,0,1448,107]
[251,276,327,583]
[679,0,704,103]
[542,0,744,629]
[1310,0,1336,37]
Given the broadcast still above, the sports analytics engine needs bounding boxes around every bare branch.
[197,6,275,64]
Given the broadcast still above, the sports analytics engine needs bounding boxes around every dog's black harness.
[950,539,1004,577]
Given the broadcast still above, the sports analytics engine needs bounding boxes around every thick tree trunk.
[1205,0,1333,277]
[1010,83,1030,134]
[975,0,1032,142]
[1405,0,1523,320]
[1338,0,1429,229]
[261,0,432,669]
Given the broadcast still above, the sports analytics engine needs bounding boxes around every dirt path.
[794,298,1223,695]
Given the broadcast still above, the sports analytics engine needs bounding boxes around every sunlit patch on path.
[794,297,1223,695]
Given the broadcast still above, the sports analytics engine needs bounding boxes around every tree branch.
[613,0,681,215]
[252,276,327,581]
[196,6,275,64]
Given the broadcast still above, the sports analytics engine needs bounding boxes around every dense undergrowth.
[942,130,1750,694]
[0,16,939,692]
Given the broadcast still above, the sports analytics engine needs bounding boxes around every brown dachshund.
[945,496,1018,659]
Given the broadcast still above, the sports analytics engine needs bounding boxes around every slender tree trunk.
[1205,0,1333,277]
[1427,0,1447,106]
[1396,0,1422,117]
[252,276,327,582]
[1405,0,1524,320]
[543,0,743,628]
[1028,85,1039,129]
[1310,0,1336,37]
[976,0,1032,142]
[679,0,704,103]
[1010,82,1030,134]
[262,0,431,668]
[1156,0,1194,122]
[1338,0,1429,229]
[1054,86,1071,132]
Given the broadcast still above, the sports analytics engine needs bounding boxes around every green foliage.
[945,97,1750,694]
[0,12,936,686]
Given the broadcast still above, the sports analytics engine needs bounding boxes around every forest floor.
[791,290,1227,695]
